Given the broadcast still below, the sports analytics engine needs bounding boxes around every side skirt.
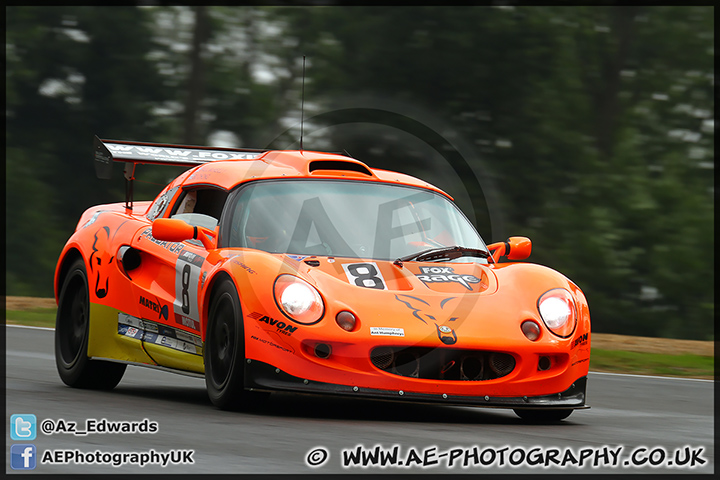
[90,357,205,379]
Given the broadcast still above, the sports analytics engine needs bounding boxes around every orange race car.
[54,137,591,421]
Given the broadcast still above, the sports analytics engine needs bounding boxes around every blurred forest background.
[5,6,713,339]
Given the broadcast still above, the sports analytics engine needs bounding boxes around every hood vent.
[308,160,373,176]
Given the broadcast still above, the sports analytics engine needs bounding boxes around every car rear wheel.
[204,278,265,410]
[55,258,126,389]
[513,408,573,422]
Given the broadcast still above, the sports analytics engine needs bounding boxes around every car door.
[127,188,222,373]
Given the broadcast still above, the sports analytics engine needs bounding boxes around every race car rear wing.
[93,136,268,179]
[93,136,269,212]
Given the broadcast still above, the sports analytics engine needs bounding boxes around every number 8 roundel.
[342,262,387,290]
[174,250,205,330]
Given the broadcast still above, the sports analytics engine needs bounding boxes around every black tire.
[513,408,573,422]
[55,258,126,389]
[204,278,262,410]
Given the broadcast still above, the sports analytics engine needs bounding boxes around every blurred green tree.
[5,6,713,339]
[259,6,714,339]
[6,6,173,295]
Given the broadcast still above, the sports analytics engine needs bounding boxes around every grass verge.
[6,308,57,328]
[590,349,713,379]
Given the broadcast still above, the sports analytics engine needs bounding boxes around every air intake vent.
[370,346,516,381]
[308,160,373,176]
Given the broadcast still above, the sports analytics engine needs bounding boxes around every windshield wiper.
[394,245,490,266]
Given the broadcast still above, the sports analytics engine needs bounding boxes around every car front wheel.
[204,278,265,410]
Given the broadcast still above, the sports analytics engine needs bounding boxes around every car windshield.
[225,180,487,262]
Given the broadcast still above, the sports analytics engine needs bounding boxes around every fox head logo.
[89,226,114,298]
[87,221,128,299]
[395,294,459,345]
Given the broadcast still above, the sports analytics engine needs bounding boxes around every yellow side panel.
[142,344,205,374]
[87,303,155,364]
[88,302,205,374]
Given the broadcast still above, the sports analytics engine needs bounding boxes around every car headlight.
[537,288,577,338]
[273,275,325,325]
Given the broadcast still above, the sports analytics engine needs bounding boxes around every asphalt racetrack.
[5,325,714,474]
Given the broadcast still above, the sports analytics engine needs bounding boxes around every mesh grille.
[489,353,516,376]
[370,347,394,369]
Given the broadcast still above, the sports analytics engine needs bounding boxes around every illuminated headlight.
[274,275,324,325]
[537,288,577,338]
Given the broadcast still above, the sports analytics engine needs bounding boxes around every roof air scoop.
[308,160,373,177]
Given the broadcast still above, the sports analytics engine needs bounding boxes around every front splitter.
[245,360,588,410]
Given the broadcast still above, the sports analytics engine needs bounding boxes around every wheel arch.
[55,248,85,304]
[200,269,240,340]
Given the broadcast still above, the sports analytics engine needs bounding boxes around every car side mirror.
[487,236,532,262]
[152,218,216,250]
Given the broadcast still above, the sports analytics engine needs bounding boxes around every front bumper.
[245,360,588,410]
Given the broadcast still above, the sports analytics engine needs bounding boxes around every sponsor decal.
[229,257,257,274]
[370,327,405,337]
[571,332,589,349]
[144,332,201,355]
[248,312,298,336]
[147,193,169,221]
[139,296,169,321]
[178,249,205,267]
[118,313,202,355]
[139,228,186,255]
[435,324,457,345]
[286,254,309,262]
[416,266,480,291]
[106,143,260,161]
[175,313,200,332]
[175,330,198,344]
[119,313,144,330]
[571,357,590,367]
[147,186,178,221]
[190,167,225,179]
[250,335,294,354]
[188,167,227,181]
[95,148,111,165]
[395,295,460,345]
